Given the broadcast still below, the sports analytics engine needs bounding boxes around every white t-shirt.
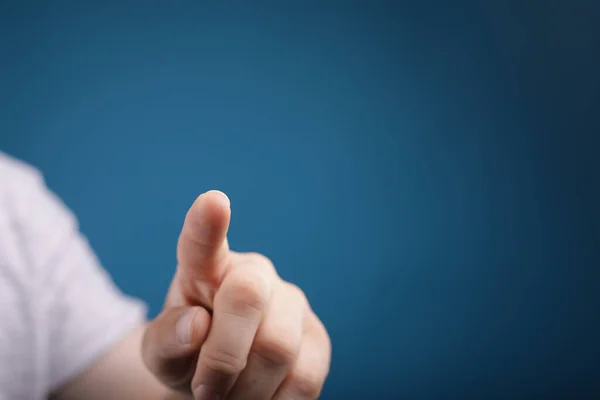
[0,152,146,400]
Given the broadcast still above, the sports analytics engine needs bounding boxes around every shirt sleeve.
[12,171,147,393]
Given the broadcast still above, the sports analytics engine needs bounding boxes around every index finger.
[177,190,232,305]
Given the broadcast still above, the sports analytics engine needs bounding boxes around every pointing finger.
[177,190,231,305]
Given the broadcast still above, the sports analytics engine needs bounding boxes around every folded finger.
[192,258,275,399]
[228,282,306,400]
[273,316,331,400]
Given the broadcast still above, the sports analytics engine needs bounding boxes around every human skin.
[52,190,331,400]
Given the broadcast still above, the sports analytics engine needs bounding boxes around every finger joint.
[253,327,301,367]
[288,368,324,399]
[201,347,247,376]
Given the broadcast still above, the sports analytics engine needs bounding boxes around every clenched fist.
[141,191,331,399]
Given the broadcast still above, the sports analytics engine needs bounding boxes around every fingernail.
[194,385,219,400]
[207,190,230,208]
[175,308,198,345]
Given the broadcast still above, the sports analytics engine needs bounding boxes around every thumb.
[142,306,211,392]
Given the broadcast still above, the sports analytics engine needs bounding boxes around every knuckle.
[254,326,302,367]
[310,312,332,351]
[246,252,275,271]
[285,282,309,307]
[223,268,270,314]
[201,347,247,376]
[288,368,324,398]
[246,251,270,264]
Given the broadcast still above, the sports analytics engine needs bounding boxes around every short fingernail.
[194,385,219,400]
[207,189,230,208]
[175,308,198,345]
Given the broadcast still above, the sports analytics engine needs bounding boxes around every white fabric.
[0,152,146,400]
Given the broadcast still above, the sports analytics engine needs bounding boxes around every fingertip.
[196,190,230,213]
[177,190,232,305]
[200,190,230,224]
[185,190,231,246]
[205,190,230,209]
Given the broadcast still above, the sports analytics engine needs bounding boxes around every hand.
[141,191,331,399]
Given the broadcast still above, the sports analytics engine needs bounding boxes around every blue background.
[1,1,599,398]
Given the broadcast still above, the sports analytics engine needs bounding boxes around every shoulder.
[0,151,49,234]
[0,152,48,276]
[0,152,78,274]
[0,151,43,183]
[0,151,72,218]
[0,151,66,234]
[0,151,46,210]
[0,153,42,400]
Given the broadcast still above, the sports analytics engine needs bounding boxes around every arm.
[52,191,332,399]
[8,167,183,399]
[19,167,329,399]
[50,325,188,400]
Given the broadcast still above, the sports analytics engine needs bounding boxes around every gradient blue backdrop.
[1,1,599,398]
